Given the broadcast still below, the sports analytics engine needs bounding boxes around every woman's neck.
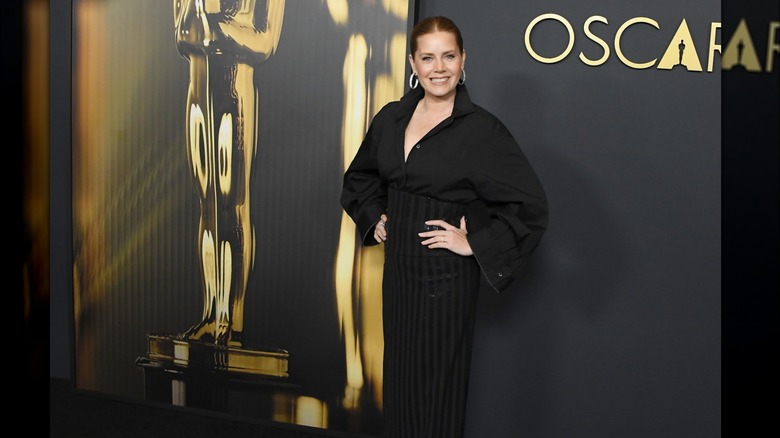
[418,94,455,117]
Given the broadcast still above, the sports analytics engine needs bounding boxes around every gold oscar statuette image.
[138,0,289,381]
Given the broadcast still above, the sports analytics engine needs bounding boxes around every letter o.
[525,13,575,64]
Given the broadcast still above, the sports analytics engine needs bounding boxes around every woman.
[341,16,548,438]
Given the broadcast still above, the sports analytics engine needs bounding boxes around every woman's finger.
[424,219,450,230]
[374,214,389,243]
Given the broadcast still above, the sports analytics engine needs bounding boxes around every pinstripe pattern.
[383,189,480,438]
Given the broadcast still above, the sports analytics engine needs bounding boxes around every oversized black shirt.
[341,84,548,293]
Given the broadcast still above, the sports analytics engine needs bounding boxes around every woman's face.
[409,30,465,101]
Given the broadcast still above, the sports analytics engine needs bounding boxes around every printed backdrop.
[71,1,413,435]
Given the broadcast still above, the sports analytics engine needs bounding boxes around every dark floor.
[49,378,350,438]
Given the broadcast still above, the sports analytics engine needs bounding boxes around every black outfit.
[341,84,548,438]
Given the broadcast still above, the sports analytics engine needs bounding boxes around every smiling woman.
[341,15,549,438]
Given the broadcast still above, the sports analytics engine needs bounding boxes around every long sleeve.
[341,85,548,286]
[340,120,389,246]
[466,128,548,293]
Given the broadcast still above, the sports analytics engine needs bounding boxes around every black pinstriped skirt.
[382,188,481,438]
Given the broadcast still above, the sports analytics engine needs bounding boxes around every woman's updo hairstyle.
[409,16,464,56]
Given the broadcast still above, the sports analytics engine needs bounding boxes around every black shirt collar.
[395,84,476,120]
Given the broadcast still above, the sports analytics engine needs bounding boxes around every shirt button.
[415,144,421,149]
[498,272,503,277]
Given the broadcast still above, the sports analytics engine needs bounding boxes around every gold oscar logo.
[722,19,780,73]
[524,13,779,73]
[139,0,290,381]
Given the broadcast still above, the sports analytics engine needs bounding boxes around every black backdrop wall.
[48,0,778,437]
[721,1,779,435]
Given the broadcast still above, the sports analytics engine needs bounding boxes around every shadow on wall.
[490,72,630,316]
[464,72,628,437]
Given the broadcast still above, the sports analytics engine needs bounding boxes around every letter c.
[615,17,660,69]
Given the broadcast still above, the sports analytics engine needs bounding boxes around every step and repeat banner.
[65,0,776,436]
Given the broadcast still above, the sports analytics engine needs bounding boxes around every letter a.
[658,19,703,71]
[722,18,763,72]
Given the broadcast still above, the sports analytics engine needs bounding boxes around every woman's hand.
[419,216,473,256]
[374,214,389,243]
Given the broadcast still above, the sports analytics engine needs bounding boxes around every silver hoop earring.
[459,69,466,85]
[409,72,419,89]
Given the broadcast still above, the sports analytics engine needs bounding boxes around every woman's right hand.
[374,214,389,243]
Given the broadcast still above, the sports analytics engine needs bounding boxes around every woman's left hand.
[419,216,473,256]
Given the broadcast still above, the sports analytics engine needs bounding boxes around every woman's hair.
[410,16,464,55]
